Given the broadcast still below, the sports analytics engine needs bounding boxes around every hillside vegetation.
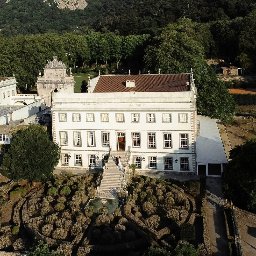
[0,0,255,36]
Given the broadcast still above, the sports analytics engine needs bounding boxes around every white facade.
[52,86,197,173]
[0,78,17,105]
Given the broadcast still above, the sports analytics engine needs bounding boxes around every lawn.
[73,72,97,93]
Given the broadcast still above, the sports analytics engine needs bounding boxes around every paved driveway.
[206,177,230,256]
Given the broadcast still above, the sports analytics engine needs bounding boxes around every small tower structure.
[36,56,75,106]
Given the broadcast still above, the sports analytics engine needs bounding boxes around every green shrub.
[85,206,94,217]
[14,186,28,196]
[12,225,19,235]
[47,187,58,196]
[143,245,171,256]
[180,223,195,241]
[60,186,71,196]
[10,186,28,201]
[147,195,157,206]
[54,203,65,211]
[78,182,85,190]
[232,93,256,105]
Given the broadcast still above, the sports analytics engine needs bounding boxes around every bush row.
[232,93,256,106]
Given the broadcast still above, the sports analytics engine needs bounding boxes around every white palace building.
[52,73,202,174]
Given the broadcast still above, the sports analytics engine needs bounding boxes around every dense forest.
[0,0,255,36]
[1,0,256,121]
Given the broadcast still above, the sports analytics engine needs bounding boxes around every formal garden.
[0,171,208,255]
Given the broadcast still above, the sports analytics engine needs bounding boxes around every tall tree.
[223,139,256,212]
[2,125,60,184]
[144,20,235,122]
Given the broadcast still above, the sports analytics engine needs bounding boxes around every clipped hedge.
[232,93,256,106]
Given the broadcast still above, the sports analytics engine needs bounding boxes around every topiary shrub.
[57,196,67,203]
[143,201,155,215]
[78,182,85,190]
[145,215,160,229]
[12,226,19,235]
[166,209,179,221]
[164,196,175,208]
[41,224,53,237]
[113,208,122,217]
[47,187,58,197]
[45,214,58,224]
[52,228,67,240]
[98,206,108,215]
[147,195,157,206]
[60,186,71,196]
[114,224,126,233]
[71,223,82,237]
[54,203,65,212]
[85,206,94,217]
[180,223,195,241]
[95,214,110,226]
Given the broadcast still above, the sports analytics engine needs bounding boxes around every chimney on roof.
[129,69,131,75]
[126,80,135,87]
[158,68,161,74]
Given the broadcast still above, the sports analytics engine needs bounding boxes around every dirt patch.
[0,174,9,184]
[226,116,256,149]
[229,88,256,94]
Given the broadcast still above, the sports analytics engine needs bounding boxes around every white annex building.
[52,73,201,174]
[0,77,46,145]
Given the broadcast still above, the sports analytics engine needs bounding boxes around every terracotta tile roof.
[93,74,190,93]
[0,77,10,82]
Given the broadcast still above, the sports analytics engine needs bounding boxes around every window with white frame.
[131,113,140,122]
[86,113,94,122]
[132,132,141,147]
[0,134,9,142]
[178,113,188,123]
[89,155,96,167]
[102,132,110,147]
[59,113,67,122]
[12,90,15,96]
[180,134,189,148]
[72,113,81,122]
[162,113,172,122]
[164,157,173,170]
[101,113,109,122]
[180,157,189,171]
[7,91,10,97]
[163,133,172,148]
[147,113,155,123]
[75,154,82,166]
[134,156,141,168]
[73,131,82,146]
[116,113,124,122]
[59,131,68,145]
[61,153,69,166]
[88,131,95,147]
[149,156,157,169]
[148,133,156,148]
[3,93,5,99]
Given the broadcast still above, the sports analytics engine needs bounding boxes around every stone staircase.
[97,151,130,199]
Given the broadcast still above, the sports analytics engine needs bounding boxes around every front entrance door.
[117,132,125,151]
[198,165,206,176]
